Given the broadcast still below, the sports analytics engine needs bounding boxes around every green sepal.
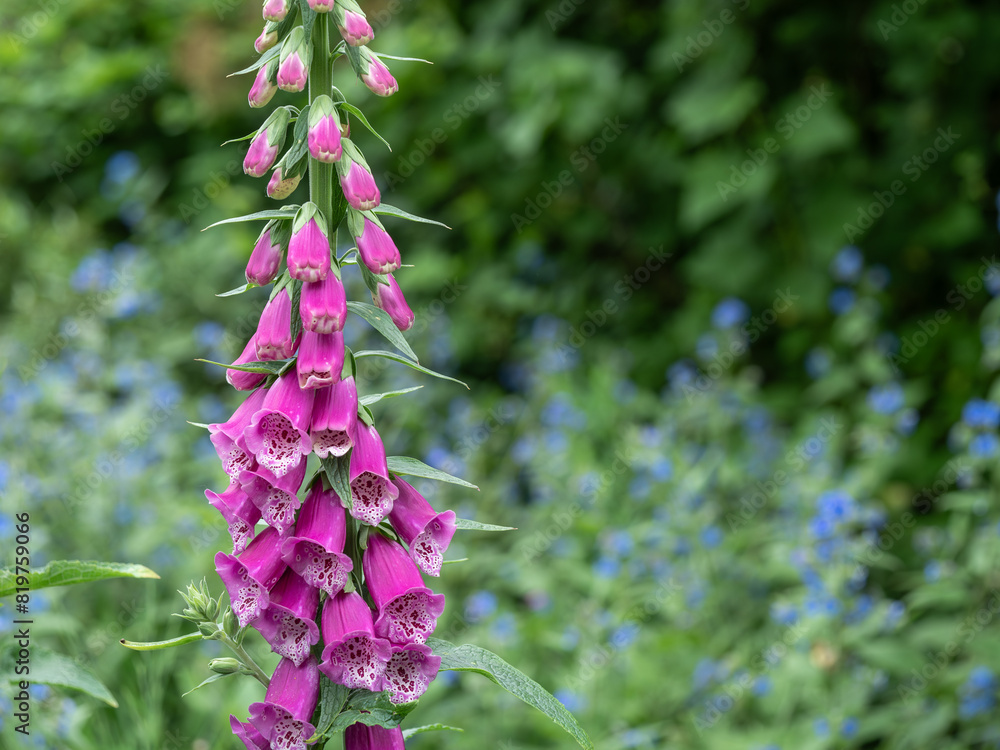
[454,518,517,532]
[337,102,391,151]
[320,454,353,511]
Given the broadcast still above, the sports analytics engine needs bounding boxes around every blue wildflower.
[970,433,1000,458]
[828,287,856,314]
[868,383,904,415]
[695,333,719,359]
[813,717,830,737]
[650,457,673,481]
[711,297,750,329]
[752,676,772,696]
[830,245,864,282]
[817,489,856,522]
[962,399,1000,429]
[464,590,498,622]
[593,557,620,578]
[699,525,723,548]
[554,690,586,713]
[896,408,919,435]
[840,717,859,737]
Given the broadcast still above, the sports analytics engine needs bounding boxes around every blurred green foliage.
[2,0,1000,748]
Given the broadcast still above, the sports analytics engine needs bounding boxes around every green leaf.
[359,386,423,406]
[327,690,418,734]
[0,561,159,598]
[353,350,468,389]
[217,283,257,298]
[346,301,418,362]
[195,358,290,376]
[203,207,299,231]
[22,647,118,707]
[309,675,352,741]
[228,45,280,76]
[454,518,516,532]
[372,203,451,230]
[289,280,303,345]
[402,724,464,739]
[426,639,593,750]
[278,104,311,171]
[119,633,204,651]
[182,672,230,697]
[441,558,468,565]
[376,53,433,64]
[338,102,391,151]
[321,454,353,511]
[386,456,479,490]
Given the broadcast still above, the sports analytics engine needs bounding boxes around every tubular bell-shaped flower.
[309,376,358,458]
[277,27,312,93]
[208,387,267,479]
[249,656,320,750]
[267,166,303,199]
[297,330,344,390]
[249,60,279,109]
[348,422,399,525]
[246,221,286,286]
[358,48,398,97]
[230,715,269,750]
[227,335,267,391]
[362,532,445,645]
[372,275,414,332]
[254,288,296,361]
[244,107,291,178]
[389,477,456,577]
[308,0,335,11]
[206,481,263,554]
[288,202,332,282]
[262,0,288,22]
[381,643,441,703]
[281,483,353,594]
[239,458,308,534]
[307,96,343,164]
[244,370,316,477]
[337,143,380,211]
[351,211,400,275]
[255,22,279,54]
[255,569,321,666]
[334,0,374,46]
[216,525,287,626]
[319,590,391,690]
[300,271,347,334]
[344,724,406,750]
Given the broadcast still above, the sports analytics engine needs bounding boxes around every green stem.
[221,632,270,688]
[309,13,333,220]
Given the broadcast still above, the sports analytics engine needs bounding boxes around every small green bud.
[209,658,242,675]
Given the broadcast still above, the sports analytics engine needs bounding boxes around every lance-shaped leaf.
[337,102,391,151]
[308,675,352,741]
[277,104,312,171]
[327,690,418,733]
[182,672,231,697]
[320,454,354,511]
[0,561,158,598]
[196,358,292,376]
[402,724,464,739]
[386,456,478,490]
[359,386,423,406]
[427,639,594,750]
[454,518,516,532]
[202,207,299,231]
[217,283,257,298]
[347,301,417,362]
[228,45,281,77]
[371,203,451,229]
[9,646,119,707]
[353,350,468,389]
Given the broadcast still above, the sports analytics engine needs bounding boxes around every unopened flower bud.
[353,214,400,275]
[267,166,302,199]
[246,221,284,286]
[308,0,335,11]
[288,202,332,282]
[359,48,397,97]
[337,143,380,210]
[372,275,414,331]
[262,0,288,22]
[244,108,291,178]
[255,23,279,53]
[277,27,312,93]
[334,0,374,46]
[209,658,242,675]
[223,608,241,640]
[307,95,343,163]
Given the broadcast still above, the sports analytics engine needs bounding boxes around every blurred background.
[2,0,1000,747]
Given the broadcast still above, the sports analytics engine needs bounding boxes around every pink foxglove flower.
[389,477,456,577]
[277,28,311,93]
[372,275,414,332]
[300,272,347,334]
[239,458,308,534]
[243,107,290,178]
[254,23,279,53]
[309,376,358,458]
[308,0,335,10]
[297,330,344,390]
[362,532,445,645]
[262,0,288,22]
[354,216,400,275]
[359,48,397,97]
[246,222,284,286]
[381,643,441,703]
[248,61,278,108]
[254,569,321,666]
[335,1,374,46]
[254,289,296,361]
[348,422,399,525]
[208,387,267,479]
[206,481,262,554]
[267,166,303,199]
[244,370,316,477]
[248,656,319,750]
[215,525,287,626]
[307,96,343,163]
[287,202,331,282]
[337,149,380,210]
[227,336,266,391]
[280,483,353,595]
[345,724,406,749]
[230,716,269,750]
[319,590,391,690]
